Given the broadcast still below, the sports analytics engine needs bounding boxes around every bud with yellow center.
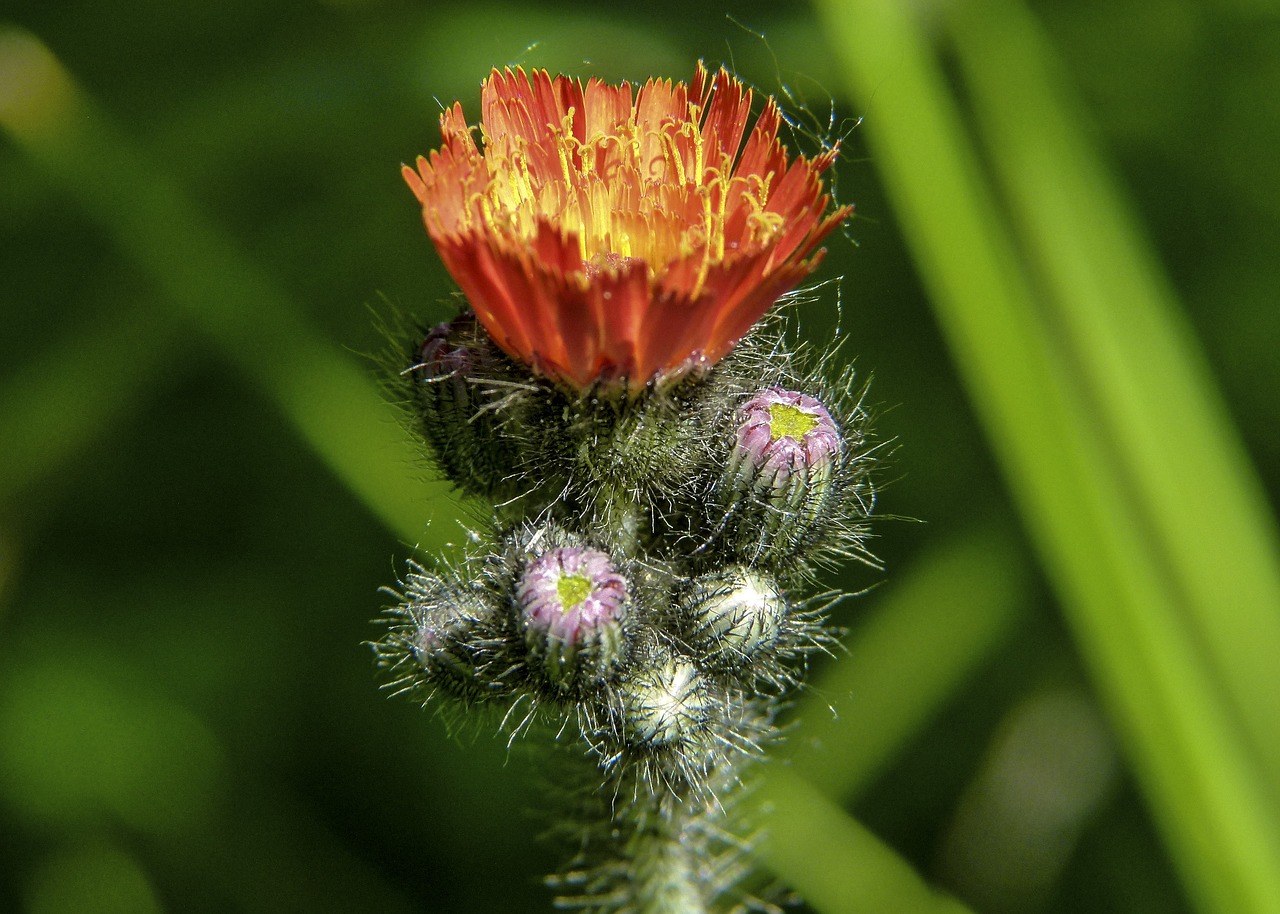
[517,546,627,690]
[723,387,843,557]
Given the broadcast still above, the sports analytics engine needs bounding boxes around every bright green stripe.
[0,29,452,546]
[811,1,1280,912]
[757,769,973,914]
[758,525,1025,914]
[947,0,1280,801]
[787,523,1028,800]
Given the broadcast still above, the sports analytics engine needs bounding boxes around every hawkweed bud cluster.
[373,63,879,913]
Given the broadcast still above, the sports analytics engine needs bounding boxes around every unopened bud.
[619,643,712,750]
[407,597,500,702]
[410,312,519,498]
[680,567,786,669]
[725,387,843,551]
[517,546,627,690]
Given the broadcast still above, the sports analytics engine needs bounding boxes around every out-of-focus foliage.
[1,1,1276,912]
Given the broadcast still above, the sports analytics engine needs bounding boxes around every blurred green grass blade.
[757,769,973,914]
[0,299,174,510]
[811,0,1280,912]
[787,522,1028,800]
[756,523,1025,914]
[0,28,450,547]
[947,0,1280,800]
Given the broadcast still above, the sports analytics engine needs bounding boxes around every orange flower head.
[403,63,852,394]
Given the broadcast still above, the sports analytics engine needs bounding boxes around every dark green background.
[2,0,1276,912]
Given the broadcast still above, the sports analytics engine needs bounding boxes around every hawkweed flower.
[378,62,875,914]
[402,64,852,394]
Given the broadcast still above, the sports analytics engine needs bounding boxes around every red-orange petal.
[403,63,852,393]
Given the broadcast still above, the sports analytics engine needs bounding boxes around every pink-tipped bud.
[731,388,841,491]
[517,546,627,689]
[725,387,843,552]
[681,567,786,669]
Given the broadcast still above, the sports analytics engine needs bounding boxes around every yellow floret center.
[768,403,818,441]
[474,107,782,286]
[557,573,593,611]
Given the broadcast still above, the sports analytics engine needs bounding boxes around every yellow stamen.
[663,129,687,186]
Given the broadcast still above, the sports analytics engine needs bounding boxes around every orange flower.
[403,63,851,394]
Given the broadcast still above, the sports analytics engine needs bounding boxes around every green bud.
[619,641,712,751]
[409,312,525,499]
[680,567,786,669]
[378,567,514,704]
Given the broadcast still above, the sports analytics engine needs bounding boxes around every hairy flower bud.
[619,641,713,751]
[409,602,491,701]
[378,568,515,704]
[680,567,786,669]
[724,387,843,556]
[517,546,627,690]
[410,312,523,499]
